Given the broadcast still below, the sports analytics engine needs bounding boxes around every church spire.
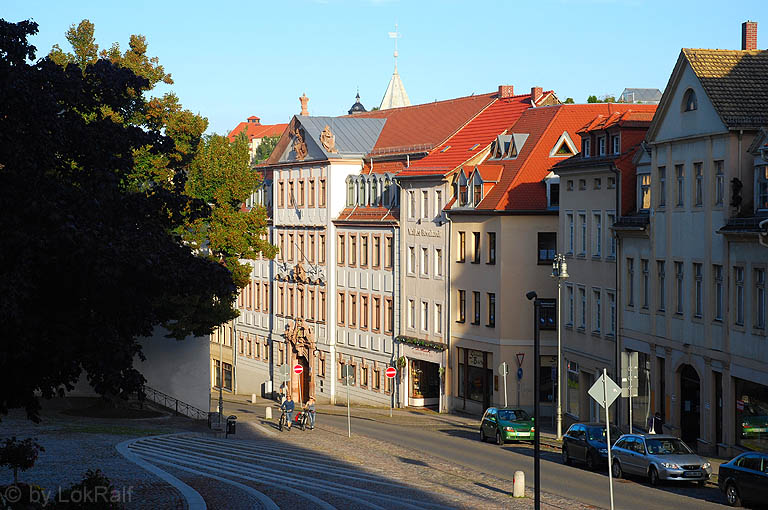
[380,24,411,110]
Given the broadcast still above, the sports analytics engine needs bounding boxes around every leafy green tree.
[563,97,575,104]
[0,19,238,421]
[252,134,280,164]
[586,95,616,104]
[587,95,599,103]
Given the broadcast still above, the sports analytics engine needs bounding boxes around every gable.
[550,131,577,157]
[650,60,727,143]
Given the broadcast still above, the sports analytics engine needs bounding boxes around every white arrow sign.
[588,372,622,409]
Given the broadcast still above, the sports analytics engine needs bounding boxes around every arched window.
[384,178,392,206]
[682,89,697,112]
[347,178,355,206]
[371,178,379,206]
[359,178,366,206]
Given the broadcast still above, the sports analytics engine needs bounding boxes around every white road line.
[116,437,206,510]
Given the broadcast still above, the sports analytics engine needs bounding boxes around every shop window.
[734,378,768,452]
[566,360,579,418]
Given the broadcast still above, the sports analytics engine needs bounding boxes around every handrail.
[140,384,208,420]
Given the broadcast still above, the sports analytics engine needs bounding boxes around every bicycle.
[278,409,288,431]
[295,409,309,431]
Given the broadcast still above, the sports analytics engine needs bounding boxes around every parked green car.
[479,407,535,445]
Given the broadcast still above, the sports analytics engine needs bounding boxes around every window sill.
[456,320,466,324]
[565,324,574,330]
[487,261,496,265]
[471,261,481,265]
[591,331,602,338]
[486,324,496,328]
[592,255,602,260]
[471,321,480,326]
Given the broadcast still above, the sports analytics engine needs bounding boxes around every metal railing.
[140,384,208,420]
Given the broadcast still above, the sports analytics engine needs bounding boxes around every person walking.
[647,412,664,434]
[305,396,316,430]
[281,394,295,431]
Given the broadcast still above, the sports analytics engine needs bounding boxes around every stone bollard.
[251,393,257,404]
[265,406,272,420]
[513,470,525,498]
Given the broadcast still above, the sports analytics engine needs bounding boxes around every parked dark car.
[479,407,534,445]
[611,434,711,486]
[562,422,622,470]
[718,452,768,507]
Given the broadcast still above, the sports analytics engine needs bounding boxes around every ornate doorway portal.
[285,318,316,405]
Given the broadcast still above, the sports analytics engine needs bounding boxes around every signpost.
[498,362,509,408]
[621,351,639,433]
[342,363,352,438]
[516,353,524,407]
[588,370,621,510]
[386,367,397,417]
[277,364,291,402]
[293,364,304,403]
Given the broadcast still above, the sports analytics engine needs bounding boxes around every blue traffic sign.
[517,367,523,380]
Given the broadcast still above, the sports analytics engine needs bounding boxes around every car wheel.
[585,453,595,471]
[562,447,572,466]
[648,466,660,487]
[496,430,504,446]
[612,460,623,479]
[725,482,742,507]
[480,428,486,442]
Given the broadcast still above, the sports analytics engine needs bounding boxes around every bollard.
[265,406,272,420]
[513,470,525,498]
[252,393,257,404]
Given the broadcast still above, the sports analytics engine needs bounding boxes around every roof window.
[440,145,451,153]
[469,143,480,151]
[682,89,697,112]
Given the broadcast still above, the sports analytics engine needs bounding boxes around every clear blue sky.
[4,1,764,135]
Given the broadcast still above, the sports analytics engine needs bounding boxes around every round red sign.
[385,367,397,379]
[293,364,303,375]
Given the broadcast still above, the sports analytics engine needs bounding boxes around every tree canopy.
[0,19,267,421]
[252,135,280,164]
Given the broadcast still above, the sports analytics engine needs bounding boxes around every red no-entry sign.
[386,367,397,379]
[293,364,303,375]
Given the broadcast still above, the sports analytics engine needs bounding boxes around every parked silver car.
[611,434,712,486]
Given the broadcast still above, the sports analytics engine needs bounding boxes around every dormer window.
[639,173,651,210]
[582,139,591,158]
[346,178,355,206]
[544,172,560,209]
[460,186,468,206]
[756,165,768,211]
[473,183,482,206]
[612,135,620,154]
[371,179,379,206]
[598,136,606,156]
[683,88,697,112]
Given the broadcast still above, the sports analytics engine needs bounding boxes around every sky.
[4,1,765,135]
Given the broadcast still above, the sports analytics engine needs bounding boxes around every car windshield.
[498,410,530,421]
[645,438,693,455]
[587,426,622,441]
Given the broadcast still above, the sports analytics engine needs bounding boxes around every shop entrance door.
[680,364,700,449]
[409,359,440,407]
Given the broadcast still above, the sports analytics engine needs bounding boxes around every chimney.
[299,93,309,116]
[742,20,757,50]
[498,85,514,99]
[530,86,543,104]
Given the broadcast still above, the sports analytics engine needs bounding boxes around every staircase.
[139,384,208,420]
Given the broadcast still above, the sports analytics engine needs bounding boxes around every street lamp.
[550,254,569,440]
[525,290,541,510]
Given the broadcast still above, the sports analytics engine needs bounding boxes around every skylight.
[440,146,451,153]
[469,143,480,151]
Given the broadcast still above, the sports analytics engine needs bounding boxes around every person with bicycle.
[281,393,295,431]
[304,396,316,430]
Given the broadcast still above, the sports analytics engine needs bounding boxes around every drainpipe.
[610,162,622,427]
[444,204,453,414]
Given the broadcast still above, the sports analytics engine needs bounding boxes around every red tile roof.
[399,92,550,177]
[470,164,503,182]
[363,160,406,175]
[473,103,649,211]
[227,118,288,142]
[335,206,399,223]
[576,106,657,134]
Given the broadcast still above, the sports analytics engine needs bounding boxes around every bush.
[51,469,125,510]
[0,437,44,484]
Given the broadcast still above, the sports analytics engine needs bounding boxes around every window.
[675,261,684,314]
[676,164,685,207]
[288,180,295,207]
[549,182,559,207]
[540,301,556,330]
[735,266,745,326]
[642,259,650,309]
[385,235,394,268]
[488,233,496,264]
[694,263,703,318]
[435,248,443,276]
[407,299,415,329]
[360,235,368,267]
[757,165,768,211]
[337,234,345,264]
[714,265,723,321]
[658,167,666,207]
[319,234,326,264]
[607,213,616,258]
[567,213,574,254]
[593,289,601,333]
[435,303,443,334]
[287,233,295,261]
[319,290,326,322]
[361,295,369,329]
[407,246,415,274]
[473,291,481,325]
[372,236,381,267]
[309,233,316,263]
[349,234,357,266]
[371,179,378,206]
[458,232,466,262]
[372,296,381,331]
[657,261,666,312]
[487,293,496,327]
[627,258,635,307]
[422,191,429,218]
[473,183,481,206]
[472,232,481,263]
[714,161,724,206]
[607,176,616,189]
[350,293,357,327]
[579,179,587,190]
[567,286,574,326]
[612,135,620,154]
[755,269,765,329]
[582,138,591,158]
[347,179,355,206]
[298,179,305,206]
[579,213,587,255]
[593,213,602,257]
[361,365,369,387]
[598,137,606,156]
[408,191,415,218]
[594,178,601,190]
[373,368,381,390]
[422,301,429,330]
[421,247,429,275]
[309,289,316,320]
[319,178,326,207]
[459,184,468,206]
[567,180,574,191]
[278,180,285,208]
[538,232,556,263]
[457,290,466,322]
[384,298,393,332]
[579,287,586,329]
[608,291,616,335]
[694,163,703,207]
[308,178,315,207]
[640,174,651,210]
[682,88,697,111]
[337,292,345,325]
[435,189,443,216]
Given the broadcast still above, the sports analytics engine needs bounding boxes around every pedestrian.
[281,393,295,431]
[647,412,663,434]
[305,396,316,430]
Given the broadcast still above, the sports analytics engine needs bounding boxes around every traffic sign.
[385,367,397,379]
[517,367,523,380]
[498,362,509,376]
[516,353,525,368]
[293,364,303,375]
[588,373,622,409]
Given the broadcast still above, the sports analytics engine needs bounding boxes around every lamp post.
[550,254,569,440]
[525,290,541,510]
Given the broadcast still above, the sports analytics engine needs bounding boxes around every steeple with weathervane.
[379,24,411,110]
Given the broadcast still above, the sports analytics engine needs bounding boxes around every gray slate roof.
[619,88,663,103]
[298,116,386,159]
